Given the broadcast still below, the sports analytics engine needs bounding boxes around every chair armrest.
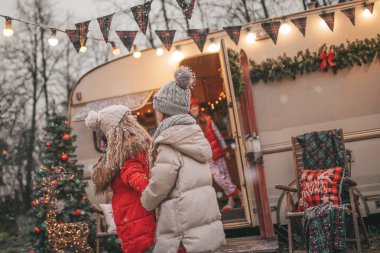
[275,184,297,193]
[343,177,357,187]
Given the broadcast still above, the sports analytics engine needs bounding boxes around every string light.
[207,38,220,53]
[48,29,58,47]
[320,19,329,29]
[110,41,120,56]
[279,20,291,35]
[362,3,373,18]
[245,27,256,44]
[79,44,87,53]
[170,45,184,63]
[133,45,141,58]
[156,47,164,56]
[3,17,14,37]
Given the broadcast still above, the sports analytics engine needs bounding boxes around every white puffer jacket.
[141,124,226,253]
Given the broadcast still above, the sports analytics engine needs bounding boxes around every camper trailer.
[69,1,380,232]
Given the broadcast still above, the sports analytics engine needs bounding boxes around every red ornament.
[50,180,58,187]
[50,165,55,171]
[2,150,8,156]
[82,195,87,201]
[62,133,70,141]
[64,120,69,125]
[45,142,51,148]
[34,226,41,233]
[60,153,68,162]
[31,200,38,206]
[75,209,81,216]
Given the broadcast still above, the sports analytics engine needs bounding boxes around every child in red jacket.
[85,105,156,253]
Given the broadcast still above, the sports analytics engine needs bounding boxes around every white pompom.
[85,111,100,131]
[174,66,195,89]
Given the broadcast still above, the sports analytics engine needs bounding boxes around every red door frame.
[240,49,275,240]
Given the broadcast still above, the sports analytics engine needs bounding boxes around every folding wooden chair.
[93,189,117,253]
[275,129,370,252]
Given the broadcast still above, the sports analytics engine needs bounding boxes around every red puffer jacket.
[111,152,156,253]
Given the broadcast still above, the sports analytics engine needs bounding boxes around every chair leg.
[349,188,362,253]
[286,192,293,253]
[354,193,371,248]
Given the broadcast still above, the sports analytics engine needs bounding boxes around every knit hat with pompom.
[85,105,131,134]
[153,66,195,116]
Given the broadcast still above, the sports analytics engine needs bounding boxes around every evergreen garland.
[227,48,245,96]
[241,34,380,85]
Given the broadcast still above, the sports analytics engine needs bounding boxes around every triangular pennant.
[188,28,209,52]
[131,1,152,34]
[75,20,91,45]
[65,29,81,53]
[365,2,375,14]
[319,12,335,32]
[291,17,307,37]
[176,0,196,19]
[97,14,113,43]
[155,30,176,51]
[341,7,356,26]
[261,21,281,44]
[116,31,138,51]
[223,26,242,45]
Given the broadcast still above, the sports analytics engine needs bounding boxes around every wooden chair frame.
[93,189,117,253]
[275,129,370,252]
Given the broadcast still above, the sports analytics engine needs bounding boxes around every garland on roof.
[246,34,380,84]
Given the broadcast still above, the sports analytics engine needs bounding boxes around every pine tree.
[29,114,94,252]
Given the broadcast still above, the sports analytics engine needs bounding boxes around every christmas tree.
[29,114,94,252]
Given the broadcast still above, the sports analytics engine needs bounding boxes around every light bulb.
[48,29,58,47]
[362,8,372,18]
[80,45,87,53]
[110,42,120,56]
[170,46,184,63]
[246,32,256,43]
[207,39,220,53]
[156,47,164,56]
[3,17,13,37]
[133,45,141,58]
[320,19,328,29]
[279,22,291,35]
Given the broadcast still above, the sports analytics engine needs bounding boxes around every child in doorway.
[190,98,242,211]
[141,66,226,253]
[85,105,156,253]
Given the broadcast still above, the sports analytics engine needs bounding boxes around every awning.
[72,90,155,122]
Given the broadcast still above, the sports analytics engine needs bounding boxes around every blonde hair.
[92,113,151,194]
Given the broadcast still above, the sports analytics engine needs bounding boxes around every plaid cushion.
[319,12,335,32]
[298,167,344,211]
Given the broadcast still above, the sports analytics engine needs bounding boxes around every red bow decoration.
[320,50,336,70]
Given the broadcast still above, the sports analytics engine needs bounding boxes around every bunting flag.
[155,30,176,51]
[341,7,356,26]
[75,20,91,45]
[176,0,196,19]
[364,2,375,14]
[223,26,242,45]
[116,31,138,51]
[97,14,113,43]
[66,30,81,53]
[291,17,307,37]
[131,1,152,34]
[319,12,335,32]
[261,21,281,44]
[188,28,209,52]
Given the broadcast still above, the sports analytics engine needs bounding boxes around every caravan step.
[216,236,279,253]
